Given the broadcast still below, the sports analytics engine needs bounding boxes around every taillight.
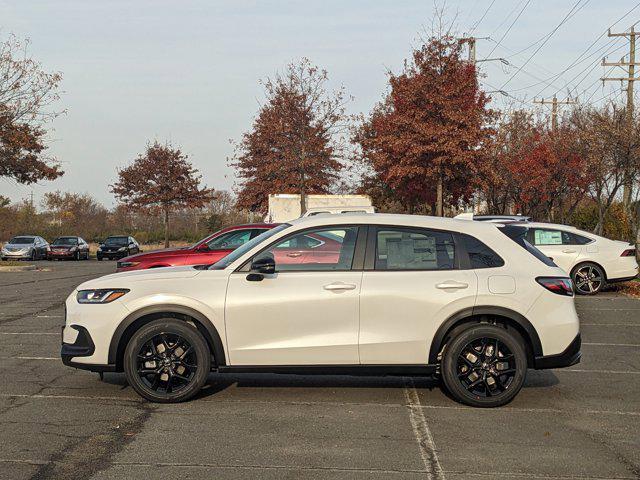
[536,277,574,296]
[621,248,636,257]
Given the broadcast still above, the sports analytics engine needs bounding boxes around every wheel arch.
[428,306,543,368]
[108,304,226,371]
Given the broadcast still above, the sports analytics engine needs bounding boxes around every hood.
[76,265,204,290]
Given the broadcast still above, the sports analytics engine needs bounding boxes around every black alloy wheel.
[124,319,210,402]
[441,324,527,407]
[572,263,604,295]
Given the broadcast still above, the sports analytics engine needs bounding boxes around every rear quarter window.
[499,226,557,267]
[459,234,504,268]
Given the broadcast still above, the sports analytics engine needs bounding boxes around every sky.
[0,0,637,208]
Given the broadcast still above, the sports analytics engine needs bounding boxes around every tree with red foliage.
[111,142,214,248]
[354,34,494,215]
[232,58,349,214]
[0,36,64,185]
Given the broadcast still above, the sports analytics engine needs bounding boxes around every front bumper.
[49,251,75,258]
[97,251,127,259]
[61,325,116,372]
[534,333,581,369]
[1,251,31,259]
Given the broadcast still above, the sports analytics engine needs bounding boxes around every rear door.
[358,226,477,364]
[529,228,581,274]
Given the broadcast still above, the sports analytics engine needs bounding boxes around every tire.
[97,255,102,261]
[124,318,211,403]
[571,263,605,295]
[441,324,527,408]
[29,250,35,261]
[74,251,80,261]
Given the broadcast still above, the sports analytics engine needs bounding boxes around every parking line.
[581,323,640,327]
[10,356,59,360]
[0,332,58,336]
[583,342,640,347]
[565,368,640,375]
[403,377,445,480]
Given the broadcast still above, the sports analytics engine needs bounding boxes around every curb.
[0,264,37,272]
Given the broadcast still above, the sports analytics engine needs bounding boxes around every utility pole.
[601,25,639,213]
[533,95,576,130]
[459,36,507,65]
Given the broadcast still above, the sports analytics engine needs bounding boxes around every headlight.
[97,246,104,251]
[77,289,129,304]
[70,247,77,252]
[117,247,126,252]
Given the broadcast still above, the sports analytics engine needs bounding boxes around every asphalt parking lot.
[1,261,639,480]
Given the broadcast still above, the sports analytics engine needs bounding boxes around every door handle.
[286,252,302,258]
[323,282,357,291]
[435,281,468,290]
[562,249,576,253]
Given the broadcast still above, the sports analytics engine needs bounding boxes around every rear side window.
[499,226,557,267]
[569,232,593,245]
[459,234,504,269]
[375,228,455,270]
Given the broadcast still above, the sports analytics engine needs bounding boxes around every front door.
[224,225,362,366]
[359,226,478,365]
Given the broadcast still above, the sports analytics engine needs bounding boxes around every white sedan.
[508,222,638,295]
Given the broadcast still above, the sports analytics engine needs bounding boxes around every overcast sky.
[1,0,637,207]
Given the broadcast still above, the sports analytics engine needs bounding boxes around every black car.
[97,236,140,261]
[48,236,90,260]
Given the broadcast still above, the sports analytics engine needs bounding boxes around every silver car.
[1,236,49,260]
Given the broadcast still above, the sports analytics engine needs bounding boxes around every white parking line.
[583,342,640,347]
[403,377,445,480]
[0,332,58,336]
[581,323,640,327]
[565,368,640,375]
[10,356,58,360]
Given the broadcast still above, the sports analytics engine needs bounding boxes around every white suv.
[62,214,581,407]
[505,222,638,295]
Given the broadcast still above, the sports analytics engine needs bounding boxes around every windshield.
[52,237,78,246]
[9,236,35,245]
[498,225,557,267]
[210,224,290,270]
[104,237,128,246]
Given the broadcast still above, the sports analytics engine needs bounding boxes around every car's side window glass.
[256,226,359,271]
[459,234,504,268]
[207,230,253,250]
[249,229,268,239]
[375,228,455,271]
[533,229,564,246]
[570,233,592,245]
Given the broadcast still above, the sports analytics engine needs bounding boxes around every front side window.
[206,230,253,250]
[375,228,455,270]
[255,226,359,272]
[210,224,291,270]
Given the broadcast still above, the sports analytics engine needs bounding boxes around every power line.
[468,0,497,35]
[483,0,533,60]
[500,0,589,90]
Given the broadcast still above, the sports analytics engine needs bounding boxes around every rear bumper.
[534,333,581,369]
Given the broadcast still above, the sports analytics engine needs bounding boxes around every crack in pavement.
[29,401,154,480]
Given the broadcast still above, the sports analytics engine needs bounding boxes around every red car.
[116,223,278,272]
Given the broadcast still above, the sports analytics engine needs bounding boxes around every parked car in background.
[502,222,638,295]
[1,236,49,260]
[116,224,277,272]
[48,236,90,260]
[63,214,581,407]
[97,236,140,261]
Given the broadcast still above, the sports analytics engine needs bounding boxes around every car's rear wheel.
[572,263,604,295]
[124,319,210,403]
[441,324,527,408]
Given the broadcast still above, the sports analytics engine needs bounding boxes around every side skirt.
[216,364,438,377]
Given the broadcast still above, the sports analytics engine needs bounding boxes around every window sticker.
[535,229,562,245]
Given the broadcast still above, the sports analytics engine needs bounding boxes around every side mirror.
[197,243,209,252]
[251,254,276,274]
[247,253,276,281]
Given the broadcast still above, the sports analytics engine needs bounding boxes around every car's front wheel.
[441,324,527,408]
[124,318,211,403]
